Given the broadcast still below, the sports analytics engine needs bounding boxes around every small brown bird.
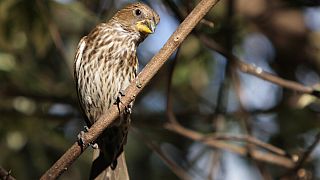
[74,2,159,180]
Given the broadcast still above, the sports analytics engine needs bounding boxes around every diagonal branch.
[40,0,221,179]
[163,1,320,98]
[131,127,192,180]
[198,35,320,98]
[291,132,320,173]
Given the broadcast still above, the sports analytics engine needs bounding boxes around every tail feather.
[90,149,129,180]
[89,114,130,180]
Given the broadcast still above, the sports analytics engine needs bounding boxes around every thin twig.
[166,48,180,124]
[131,127,192,180]
[204,134,286,156]
[198,35,320,98]
[293,132,320,171]
[165,122,295,168]
[40,0,221,179]
[280,132,320,179]
[164,1,320,98]
[163,0,214,28]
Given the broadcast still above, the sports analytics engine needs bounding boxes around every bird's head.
[112,2,160,36]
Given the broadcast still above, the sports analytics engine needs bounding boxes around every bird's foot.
[84,125,89,132]
[114,90,132,114]
[124,104,132,114]
[78,126,98,149]
[89,142,99,149]
[77,126,89,146]
[77,131,86,146]
[114,90,125,104]
[119,89,126,97]
[114,90,126,111]
[77,126,98,149]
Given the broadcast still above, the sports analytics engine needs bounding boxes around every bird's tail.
[89,148,129,180]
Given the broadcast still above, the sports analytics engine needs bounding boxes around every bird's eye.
[134,9,142,16]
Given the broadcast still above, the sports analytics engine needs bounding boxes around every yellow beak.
[136,20,156,34]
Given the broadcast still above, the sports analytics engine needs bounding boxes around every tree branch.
[204,134,287,156]
[40,0,221,179]
[166,47,180,125]
[165,122,295,168]
[163,1,320,98]
[289,132,320,175]
[131,127,192,180]
[198,35,320,98]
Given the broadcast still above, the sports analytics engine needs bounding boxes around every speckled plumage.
[74,2,159,180]
[75,23,139,123]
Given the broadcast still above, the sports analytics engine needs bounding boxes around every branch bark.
[40,0,221,179]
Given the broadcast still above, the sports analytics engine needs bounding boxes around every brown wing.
[74,36,92,126]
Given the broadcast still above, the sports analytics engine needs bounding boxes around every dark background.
[1,0,320,179]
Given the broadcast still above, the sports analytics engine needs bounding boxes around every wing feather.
[74,37,91,126]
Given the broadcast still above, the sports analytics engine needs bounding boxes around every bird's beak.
[136,19,156,34]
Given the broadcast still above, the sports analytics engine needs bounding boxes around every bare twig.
[280,132,320,179]
[166,47,180,124]
[163,1,320,98]
[40,0,221,179]
[293,132,320,172]
[0,167,15,180]
[163,0,214,28]
[131,127,192,180]
[165,122,295,168]
[198,35,320,98]
[205,134,286,156]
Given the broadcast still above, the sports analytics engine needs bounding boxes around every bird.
[73,2,159,180]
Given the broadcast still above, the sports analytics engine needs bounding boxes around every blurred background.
[1,0,320,179]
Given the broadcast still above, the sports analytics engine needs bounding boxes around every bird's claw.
[119,90,126,97]
[114,90,132,114]
[77,131,86,146]
[115,90,125,111]
[77,126,90,146]
[125,104,132,114]
[114,90,125,105]
[89,143,99,149]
